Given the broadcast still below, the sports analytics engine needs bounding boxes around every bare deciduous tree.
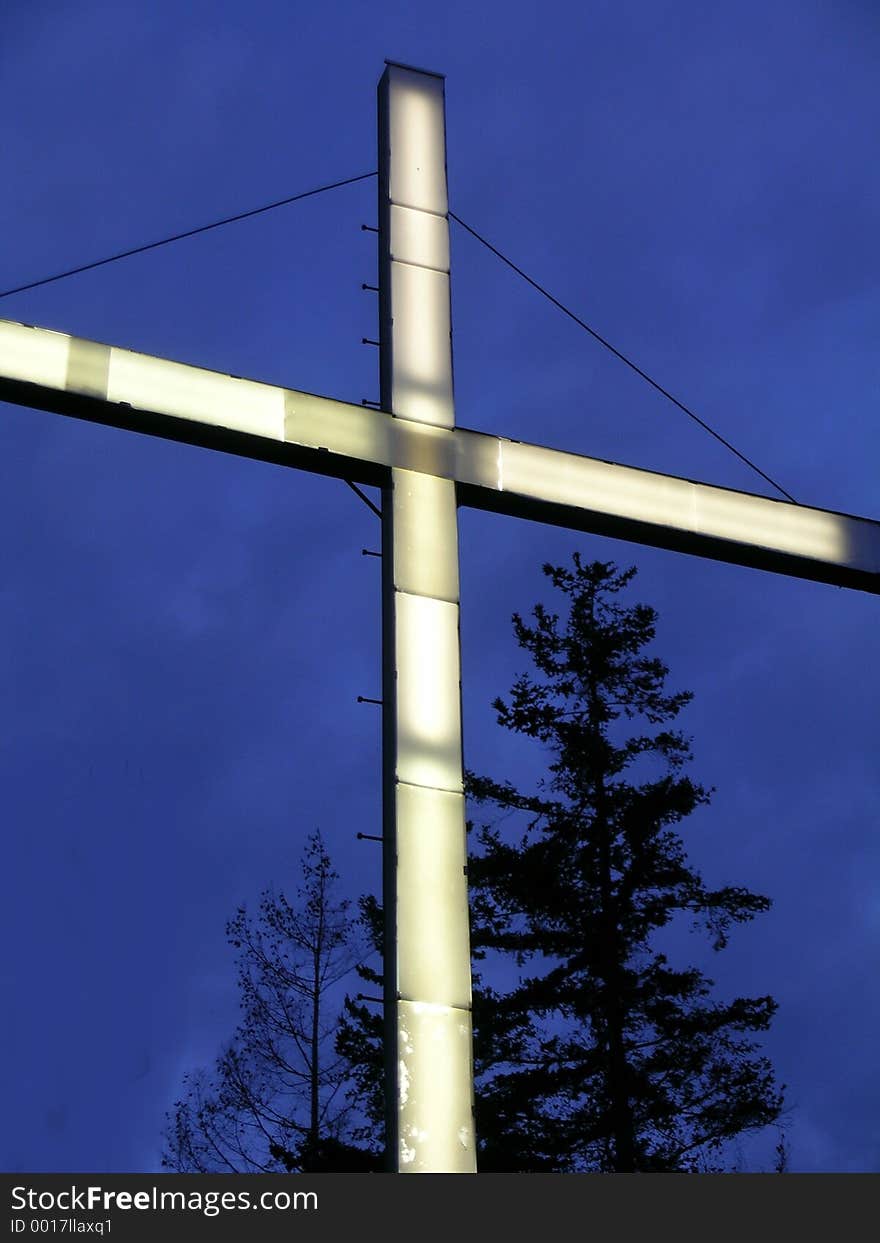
[162,830,375,1171]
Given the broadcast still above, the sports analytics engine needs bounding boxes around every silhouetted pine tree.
[466,556,784,1170]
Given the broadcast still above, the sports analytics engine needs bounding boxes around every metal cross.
[1,60,877,1174]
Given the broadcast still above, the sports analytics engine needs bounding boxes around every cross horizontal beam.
[2,317,878,594]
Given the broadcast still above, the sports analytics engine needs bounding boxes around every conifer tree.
[466,555,784,1171]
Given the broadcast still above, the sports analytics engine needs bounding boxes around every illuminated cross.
[2,61,878,1174]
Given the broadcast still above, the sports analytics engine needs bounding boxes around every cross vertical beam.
[378,61,476,1173]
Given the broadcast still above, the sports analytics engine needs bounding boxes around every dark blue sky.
[2,1,877,1173]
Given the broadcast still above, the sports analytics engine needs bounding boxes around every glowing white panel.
[695,484,845,562]
[395,591,462,793]
[66,338,111,398]
[109,351,285,441]
[387,67,448,215]
[392,470,459,602]
[500,439,688,527]
[390,203,450,272]
[497,438,854,569]
[390,262,453,427]
[397,998,474,1173]
[284,391,391,467]
[0,320,69,390]
[390,417,457,478]
[396,782,470,1007]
